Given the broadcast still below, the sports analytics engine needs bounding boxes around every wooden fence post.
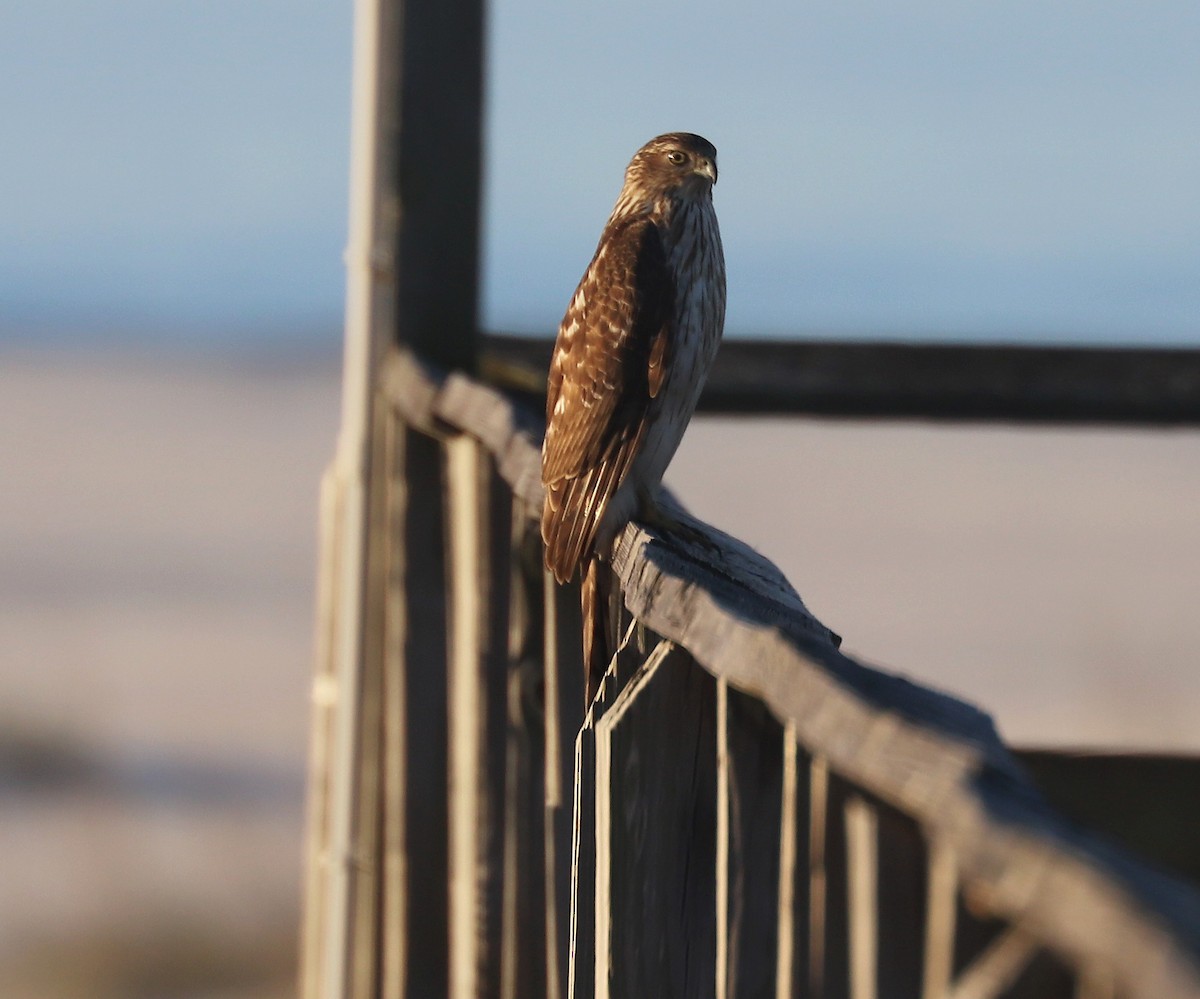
[301,0,484,996]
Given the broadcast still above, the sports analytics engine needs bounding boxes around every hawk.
[540,132,726,702]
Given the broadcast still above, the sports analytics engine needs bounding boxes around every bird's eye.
[666,150,687,165]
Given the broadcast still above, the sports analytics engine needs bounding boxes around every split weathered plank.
[600,648,718,999]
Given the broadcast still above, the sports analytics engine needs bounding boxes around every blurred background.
[2,1,1198,996]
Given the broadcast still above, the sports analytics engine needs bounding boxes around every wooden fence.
[300,346,1200,999]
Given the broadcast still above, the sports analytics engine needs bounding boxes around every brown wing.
[541,215,673,582]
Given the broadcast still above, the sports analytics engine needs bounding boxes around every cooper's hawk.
[540,132,726,703]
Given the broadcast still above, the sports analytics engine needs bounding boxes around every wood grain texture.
[601,648,718,999]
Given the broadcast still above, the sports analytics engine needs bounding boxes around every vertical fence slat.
[872,800,930,999]
[483,459,515,995]
[380,408,407,999]
[592,693,614,999]
[780,738,816,999]
[810,756,831,999]
[499,643,547,998]
[346,393,401,998]
[546,572,583,999]
[721,684,786,999]
[776,730,799,999]
[446,434,482,998]
[300,466,343,999]
[923,841,958,999]
[602,649,718,999]
[401,427,450,997]
[445,435,510,998]
[314,444,371,999]
[579,631,636,999]
[308,5,399,978]
[499,517,547,999]
[569,719,598,999]
[845,797,878,999]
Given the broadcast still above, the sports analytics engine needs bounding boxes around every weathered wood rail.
[301,344,1200,999]
[481,333,1200,424]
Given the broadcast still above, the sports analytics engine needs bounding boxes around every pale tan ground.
[671,414,1200,752]
[0,350,334,997]
[1,348,1197,994]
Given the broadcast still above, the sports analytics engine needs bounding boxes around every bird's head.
[615,132,718,217]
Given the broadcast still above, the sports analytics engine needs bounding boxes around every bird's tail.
[581,557,607,708]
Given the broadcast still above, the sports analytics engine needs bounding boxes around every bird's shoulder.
[543,214,673,479]
[552,214,671,376]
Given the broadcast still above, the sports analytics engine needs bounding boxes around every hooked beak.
[694,156,717,185]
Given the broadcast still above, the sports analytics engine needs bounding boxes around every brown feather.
[541,214,672,582]
[581,557,604,706]
[647,327,668,398]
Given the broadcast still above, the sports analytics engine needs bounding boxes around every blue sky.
[3,1,1198,348]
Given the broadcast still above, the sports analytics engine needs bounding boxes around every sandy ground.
[0,350,333,997]
[671,415,1200,751]
[1,347,1197,994]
